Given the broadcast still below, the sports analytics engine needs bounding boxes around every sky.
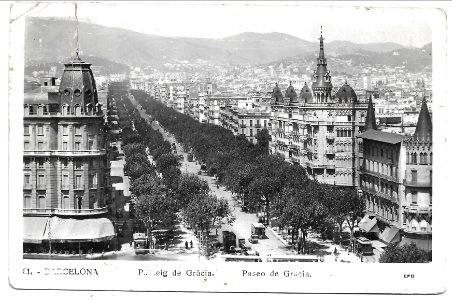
[11,1,434,47]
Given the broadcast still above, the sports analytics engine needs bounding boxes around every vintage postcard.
[7,1,449,294]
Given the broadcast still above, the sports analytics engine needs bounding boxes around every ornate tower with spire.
[402,97,432,249]
[312,26,333,103]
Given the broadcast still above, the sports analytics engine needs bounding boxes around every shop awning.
[359,216,379,233]
[380,226,401,244]
[47,217,115,243]
[400,237,432,252]
[23,216,49,244]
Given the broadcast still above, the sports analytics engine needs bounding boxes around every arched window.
[37,195,46,209]
[412,153,417,164]
[410,219,418,231]
[61,195,70,209]
[75,104,81,116]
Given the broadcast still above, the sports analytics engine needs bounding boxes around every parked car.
[248,234,259,244]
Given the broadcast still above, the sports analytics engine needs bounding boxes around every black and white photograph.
[6,0,450,294]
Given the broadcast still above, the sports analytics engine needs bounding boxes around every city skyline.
[12,1,433,47]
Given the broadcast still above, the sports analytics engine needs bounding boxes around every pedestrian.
[333,247,338,256]
[185,241,188,249]
[190,240,193,248]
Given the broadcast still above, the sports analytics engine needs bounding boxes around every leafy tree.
[156,153,180,173]
[325,186,365,248]
[161,166,181,192]
[174,173,210,210]
[133,176,177,242]
[182,193,232,238]
[379,242,432,263]
[256,128,271,150]
[130,173,159,198]
[273,183,329,253]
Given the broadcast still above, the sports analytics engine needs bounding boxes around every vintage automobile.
[248,234,259,244]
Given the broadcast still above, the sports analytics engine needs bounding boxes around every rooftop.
[358,129,406,144]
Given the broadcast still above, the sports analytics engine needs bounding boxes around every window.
[62,159,68,168]
[264,120,267,127]
[250,129,253,137]
[89,140,94,150]
[24,174,30,185]
[412,191,418,204]
[24,195,31,208]
[75,125,81,136]
[75,175,83,189]
[24,159,30,169]
[62,142,68,151]
[38,159,44,168]
[89,174,97,188]
[38,174,46,188]
[24,125,29,135]
[24,141,30,150]
[38,142,44,150]
[37,125,44,136]
[250,120,253,127]
[75,142,81,151]
[75,160,83,169]
[62,125,68,136]
[62,174,69,188]
[37,195,46,208]
[61,195,70,209]
[411,153,417,164]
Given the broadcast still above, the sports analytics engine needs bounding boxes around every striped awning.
[358,215,379,233]
[23,216,49,244]
[47,217,115,243]
[380,226,400,244]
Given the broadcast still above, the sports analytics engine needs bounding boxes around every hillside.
[25,17,430,72]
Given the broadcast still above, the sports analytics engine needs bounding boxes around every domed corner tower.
[59,51,99,111]
[271,82,284,104]
[299,81,313,103]
[335,81,358,104]
[311,27,333,103]
[285,81,298,105]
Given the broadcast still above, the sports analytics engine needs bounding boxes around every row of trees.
[112,89,232,249]
[132,90,364,252]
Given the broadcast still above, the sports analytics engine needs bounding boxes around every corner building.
[23,54,115,254]
[269,31,368,186]
[357,97,432,250]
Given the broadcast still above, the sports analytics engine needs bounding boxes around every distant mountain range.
[25,17,431,73]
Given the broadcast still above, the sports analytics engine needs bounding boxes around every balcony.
[23,150,107,157]
[360,168,399,182]
[403,180,432,188]
[254,123,261,128]
[23,207,109,216]
[306,162,324,169]
[405,205,430,215]
[325,163,335,169]
[326,132,335,140]
[240,124,247,128]
[325,148,335,155]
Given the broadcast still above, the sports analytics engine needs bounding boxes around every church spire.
[364,94,378,131]
[413,97,432,141]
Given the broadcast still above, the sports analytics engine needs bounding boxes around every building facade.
[358,97,432,250]
[269,31,368,186]
[23,53,115,254]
